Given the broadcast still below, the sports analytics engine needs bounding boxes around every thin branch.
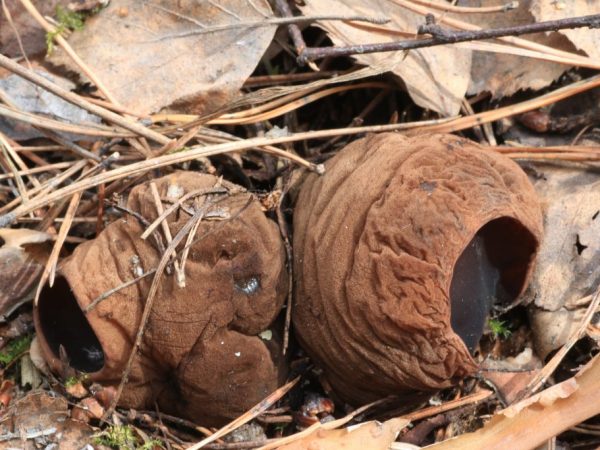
[391,0,594,65]
[274,0,307,55]
[299,13,600,62]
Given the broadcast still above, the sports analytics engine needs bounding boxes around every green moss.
[64,376,78,388]
[93,425,162,450]
[488,318,512,340]
[0,334,32,366]
[93,425,137,449]
[45,6,86,55]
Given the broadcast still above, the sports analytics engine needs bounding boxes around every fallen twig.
[299,13,600,62]
[186,376,301,450]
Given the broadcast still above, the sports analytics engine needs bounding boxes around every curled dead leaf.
[524,166,600,358]
[299,0,470,115]
[0,228,51,321]
[530,0,600,60]
[459,0,577,98]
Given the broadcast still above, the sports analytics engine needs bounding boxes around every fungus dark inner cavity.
[449,217,537,352]
[38,276,105,372]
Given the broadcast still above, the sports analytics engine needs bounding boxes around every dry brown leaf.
[524,166,600,358]
[0,228,51,321]
[530,0,600,60]
[277,418,409,450]
[481,348,542,404]
[457,0,576,98]
[0,0,68,57]
[299,0,471,115]
[49,0,276,115]
[0,390,95,449]
[425,354,600,449]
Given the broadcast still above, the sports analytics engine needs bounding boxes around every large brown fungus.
[293,133,543,405]
[34,171,288,426]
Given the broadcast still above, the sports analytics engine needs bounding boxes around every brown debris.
[0,228,51,321]
[293,133,543,405]
[34,171,289,426]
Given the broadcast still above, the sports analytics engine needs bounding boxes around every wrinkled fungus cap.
[293,133,543,405]
[34,171,288,425]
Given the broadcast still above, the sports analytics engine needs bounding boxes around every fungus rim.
[447,215,540,354]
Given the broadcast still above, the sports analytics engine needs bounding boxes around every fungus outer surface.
[293,133,543,405]
[34,171,288,426]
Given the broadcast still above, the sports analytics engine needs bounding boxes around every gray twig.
[298,13,600,62]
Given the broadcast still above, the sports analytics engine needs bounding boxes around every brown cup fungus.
[34,171,288,425]
[293,133,543,405]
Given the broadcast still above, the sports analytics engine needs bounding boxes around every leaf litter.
[48,0,277,115]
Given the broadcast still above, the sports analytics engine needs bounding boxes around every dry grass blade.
[0,135,29,201]
[0,159,89,215]
[499,153,600,162]
[0,104,134,138]
[154,14,389,41]
[33,192,82,307]
[409,0,518,14]
[421,74,600,134]
[0,161,74,181]
[0,118,452,227]
[0,89,102,162]
[154,82,391,125]
[186,376,301,450]
[149,182,184,286]
[175,64,394,129]
[402,390,493,423]
[0,54,171,145]
[0,131,40,188]
[140,186,228,240]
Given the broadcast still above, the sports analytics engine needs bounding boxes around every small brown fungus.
[293,133,543,405]
[34,171,288,426]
